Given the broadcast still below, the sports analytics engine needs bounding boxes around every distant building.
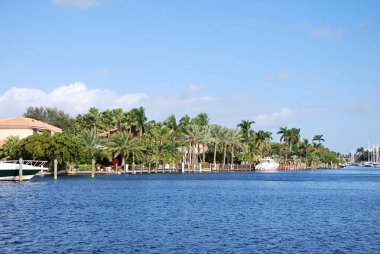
[0,117,62,147]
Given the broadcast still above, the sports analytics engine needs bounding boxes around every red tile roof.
[0,117,62,133]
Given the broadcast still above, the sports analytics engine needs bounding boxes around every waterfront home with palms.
[0,116,62,147]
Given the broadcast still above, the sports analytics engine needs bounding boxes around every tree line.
[0,106,340,169]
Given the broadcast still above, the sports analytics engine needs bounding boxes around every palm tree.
[87,107,101,133]
[255,130,272,159]
[81,129,104,158]
[108,131,140,171]
[210,125,223,166]
[163,114,177,131]
[192,113,210,126]
[219,127,233,169]
[111,108,126,131]
[129,107,147,137]
[101,110,113,130]
[277,127,290,160]
[199,125,212,163]
[237,120,255,141]
[299,138,312,166]
[228,129,244,166]
[148,123,175,165]
[1,135,20,160]
[178,115,191,131]
[181,124,202,168]
[81,129,105,176]
[289,128,301,153]
[312,134,325,145]
[277,126,289,143]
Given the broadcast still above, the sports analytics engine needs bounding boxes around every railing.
[0,160,48,168]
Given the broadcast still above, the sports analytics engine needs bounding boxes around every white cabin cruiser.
[255,157,279,171]
[0,160,48,181]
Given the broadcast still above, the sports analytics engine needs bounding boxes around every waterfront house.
[0,117,62,147]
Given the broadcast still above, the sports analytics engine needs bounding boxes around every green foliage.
[48,133,84,166]
[0,136,21,160]
[237,119,255,141]
[11,132,84,168]
[77,164,92,171]
[81,129,105,158]
[191,113,210,126]
[24,106,74,132]
[12,132,51,161]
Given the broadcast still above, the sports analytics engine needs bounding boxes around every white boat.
[0,160,48,181]
[255,157,279,171]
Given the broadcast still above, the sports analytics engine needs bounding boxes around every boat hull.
[255,158,279,171]
[0,169,41,181]
[255,165,279,171]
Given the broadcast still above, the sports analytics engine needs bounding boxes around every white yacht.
[0,160,48,181]
[255,157,279,171]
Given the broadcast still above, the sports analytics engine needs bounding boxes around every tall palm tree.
[210,125,223,166]
[129,107,147,137]
[277,127,289,143]
[237,120,255,141]
[151,124,177,165]
[101,109,114,135]
[199,125,212,163]
[81,129,104,160]
[255,130,272,159]
[277,126,290,160]
[228,129,244,166]
[108,131,140,170]
[192,112,210,126]
[289,128,301,155]
[178,115,191,131]
[181,124,202,168]
[312,134,325,145]
[87,107,101,134]
[299,138,312,166]
[219,127,233,169]
[111,108,126,131]
[163,114,177,131]
[81,129,102,157]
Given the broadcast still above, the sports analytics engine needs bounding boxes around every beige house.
[0,117,62,147]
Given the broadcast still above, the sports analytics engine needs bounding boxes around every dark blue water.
[1,167,379,253]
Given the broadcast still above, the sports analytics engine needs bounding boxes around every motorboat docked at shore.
[0,160,48,181]
[255,157,279,171]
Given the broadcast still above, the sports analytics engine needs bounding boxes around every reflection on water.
[1,167,379,253]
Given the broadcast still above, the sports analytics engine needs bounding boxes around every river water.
[1,167,379,253]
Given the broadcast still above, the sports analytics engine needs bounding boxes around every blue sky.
[0,0,379,153]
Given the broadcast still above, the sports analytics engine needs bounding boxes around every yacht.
[255,157,279,171]
[0,160,48,181]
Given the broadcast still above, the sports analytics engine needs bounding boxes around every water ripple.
[0,167,379,253]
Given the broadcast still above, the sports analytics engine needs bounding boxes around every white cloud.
[254,107,297,128]
[310,26,344,38]
[262,72,290,82]
[0,83,238,123]
[52,0,106,9]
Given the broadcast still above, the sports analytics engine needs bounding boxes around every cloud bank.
[0,83,330,130]
[0,83,224,122]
